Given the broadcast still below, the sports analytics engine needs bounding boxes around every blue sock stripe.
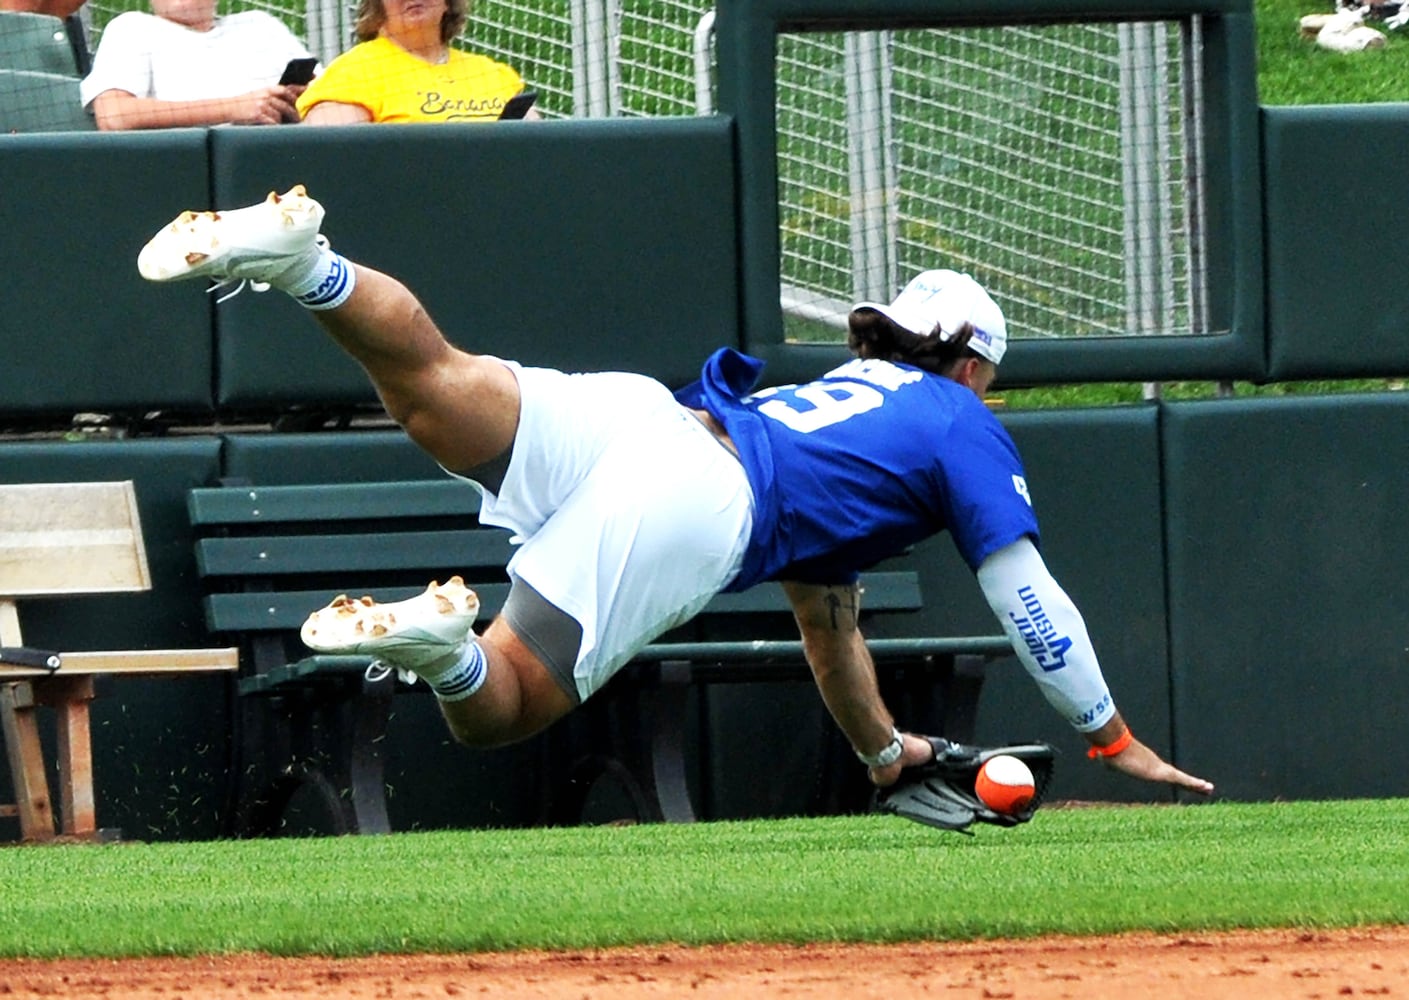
[296,256,349,306]
[432,642,486,700]
[436,661,482,693]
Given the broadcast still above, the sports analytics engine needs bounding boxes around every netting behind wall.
[775,22,1205,345]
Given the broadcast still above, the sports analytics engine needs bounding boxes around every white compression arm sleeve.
[975,537,1116,733]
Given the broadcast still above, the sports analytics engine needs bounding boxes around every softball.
[975,754,1036,814]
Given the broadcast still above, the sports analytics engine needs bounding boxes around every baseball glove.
[874,737,1057,834]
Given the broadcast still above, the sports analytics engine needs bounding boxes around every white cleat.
[300,577,480,681]
[137,184,326,292]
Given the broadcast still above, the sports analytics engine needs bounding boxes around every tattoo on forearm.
[824,587,860,631]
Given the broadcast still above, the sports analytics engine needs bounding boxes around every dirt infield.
[0,926,1404,998]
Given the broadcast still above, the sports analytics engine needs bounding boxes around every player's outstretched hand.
[1099,735,1214,795]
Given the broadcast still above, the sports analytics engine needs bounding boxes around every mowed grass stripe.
[0,800,1403,958]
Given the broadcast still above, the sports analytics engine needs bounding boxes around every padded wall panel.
[0,131,213,417]
[0,438,227,840]
[979,405,1172,803]
[702,405,1173,818]
[208,119,739,410]
[1164,394,1409,799]
[220,428,444,484]
[1264,106,1409,379]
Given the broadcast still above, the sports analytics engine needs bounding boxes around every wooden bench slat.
[234,636,1013,695]
[0,648,239,678]
[57,649,238,673]
[633,636,1012,663]
[238,655,374,696]
[188,481,480,526]
[204,584,512,633]
[195,529,515,577]
[1,482,151,597]
[201,575,919,634]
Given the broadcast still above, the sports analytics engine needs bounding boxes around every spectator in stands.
[0,0,82,16]
[79,0,314,130]
[297,0,538,124]
[137,185,1215,801]
[1,0,92,76]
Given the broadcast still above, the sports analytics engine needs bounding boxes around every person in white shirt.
[80,0,315,130]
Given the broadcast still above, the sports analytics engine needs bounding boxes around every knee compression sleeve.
[501,576,584,705]
[975,537,1115,733]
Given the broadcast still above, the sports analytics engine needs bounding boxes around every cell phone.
[279,57,318,86]
[498,90,538,120]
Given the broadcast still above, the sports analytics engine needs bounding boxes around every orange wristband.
[1087,728,1133,759]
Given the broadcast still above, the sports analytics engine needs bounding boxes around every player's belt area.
[683,407,740,457]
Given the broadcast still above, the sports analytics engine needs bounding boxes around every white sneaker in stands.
[300,577,481,682]
[1299,12,1334,35]
[1315,9,1387,49]
[137,184,325,298]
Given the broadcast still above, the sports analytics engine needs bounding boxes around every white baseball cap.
[853,269,1008,365]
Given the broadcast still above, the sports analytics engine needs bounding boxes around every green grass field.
[1258,0,1409,105]
[0,801,1405,958]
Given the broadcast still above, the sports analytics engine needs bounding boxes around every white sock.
[426,640,488,703]
[283,246,356,311]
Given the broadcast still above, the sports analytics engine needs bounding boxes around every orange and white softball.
[975,754,1036,814]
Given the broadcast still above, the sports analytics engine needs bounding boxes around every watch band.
[856,726,904,768]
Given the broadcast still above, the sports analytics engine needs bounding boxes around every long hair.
[846,309,985,376]
[354,0,469,44]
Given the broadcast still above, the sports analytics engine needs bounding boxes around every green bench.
[189,478,1014,834]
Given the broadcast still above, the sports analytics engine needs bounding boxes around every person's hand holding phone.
[221,86,301,125]
[279,57,318,86]
[499,90,538,120]
[273,58,318,122]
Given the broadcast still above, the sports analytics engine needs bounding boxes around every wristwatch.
[855,726,904,768]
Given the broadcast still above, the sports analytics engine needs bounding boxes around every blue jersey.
[675,348,1039,592]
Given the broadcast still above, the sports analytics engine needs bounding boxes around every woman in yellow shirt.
[298,0,537,124]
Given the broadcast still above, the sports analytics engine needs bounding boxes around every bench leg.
[38,677,98,838]
[234,678,393,837]
[343,685,392,834]
[875,653,990,751]
[230,688,294,837]
[647,664,697,823]
[0,682,56,842]
[542,663,697,825]
[941,653,990,745]
[258,762,387,837]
